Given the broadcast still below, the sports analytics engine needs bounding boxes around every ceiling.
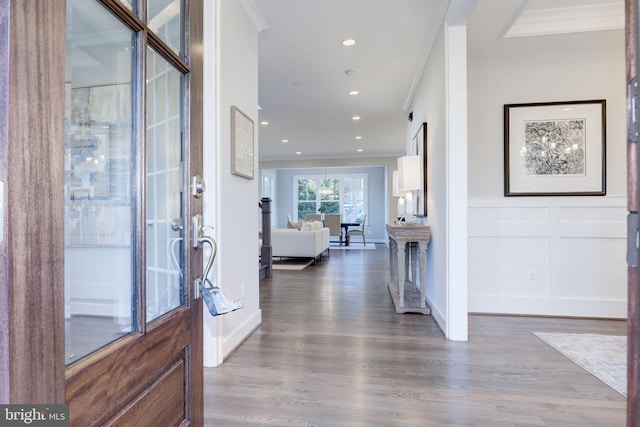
[252,0,624,162]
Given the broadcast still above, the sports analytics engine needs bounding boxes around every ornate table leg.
[389,236,397,286]
[418,241,428,309]
[397,241,406,308]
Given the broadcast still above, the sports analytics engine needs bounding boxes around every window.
[294,173,366,222]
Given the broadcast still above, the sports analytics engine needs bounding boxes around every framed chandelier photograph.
[231,105,255,180]
[504,99,606,196]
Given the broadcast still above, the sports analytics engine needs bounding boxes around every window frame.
[292,173,367,222]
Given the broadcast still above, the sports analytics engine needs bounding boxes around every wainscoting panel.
[554,237,626,300]
[468,236,550,298]
[468,197,627,318]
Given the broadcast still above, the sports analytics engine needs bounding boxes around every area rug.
[271,258,313,270]
[533,332,627,397]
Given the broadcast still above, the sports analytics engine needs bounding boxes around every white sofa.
[271,221,330,259]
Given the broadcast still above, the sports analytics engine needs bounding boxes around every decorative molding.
[503,2,624,38]
[402,0,476,112]
[238,0,268,34]
[469,295,626,318]
[222,309,262,361]
[402,1,449,112]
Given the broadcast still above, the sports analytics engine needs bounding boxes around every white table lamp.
[398,155,421,222]
[392,170,405,221]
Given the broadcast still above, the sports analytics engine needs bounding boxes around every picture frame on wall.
[412,122,428,216]
[231,105,255,180]
[504,100,606,196]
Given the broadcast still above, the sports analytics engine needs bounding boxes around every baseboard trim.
[222,309,262,361]
[469,295,626,319]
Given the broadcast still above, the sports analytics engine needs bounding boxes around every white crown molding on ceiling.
[401,1,450,112]
[502,2,624,38]
[238,0,268,34]
[402,0,477,112]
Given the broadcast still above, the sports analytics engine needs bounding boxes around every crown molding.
[238,0,268,34]
[401,1,450,112]
[503,2,624,38]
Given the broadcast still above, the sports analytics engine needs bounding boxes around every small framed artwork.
[504,100,606,196]
[231,105,254,180]
[413,122,428,216]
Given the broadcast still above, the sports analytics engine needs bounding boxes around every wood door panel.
[105,360,186,427]
[66,309,190,426]
[628,0,639,424]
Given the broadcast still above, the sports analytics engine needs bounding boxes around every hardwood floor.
[204,244,626,426]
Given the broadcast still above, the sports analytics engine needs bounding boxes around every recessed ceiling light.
[562,107,572,111]
[296,151,302,155]
[260,121,269,125]
[352,116,361,121]
[355,136,362,140]
[349,90,359,96]
[282,139,288,143]
[342,39,356,46]
[357,148,363,152]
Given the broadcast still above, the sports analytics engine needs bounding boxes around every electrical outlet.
[528,271,536,283]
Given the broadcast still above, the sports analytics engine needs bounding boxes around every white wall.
[467,5,627,318]
[407,16,469,340]
[202,0,262,367]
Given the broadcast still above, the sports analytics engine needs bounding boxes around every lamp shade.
[398,155,421,191]
[392,170,403,196]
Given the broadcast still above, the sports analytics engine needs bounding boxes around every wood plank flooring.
[204,244,627,426]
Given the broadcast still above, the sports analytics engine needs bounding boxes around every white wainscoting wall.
[468,196,627,318]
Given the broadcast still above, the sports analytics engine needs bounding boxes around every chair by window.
[305,213,321,221]
[323,214,342,246]
[347,213,367,246]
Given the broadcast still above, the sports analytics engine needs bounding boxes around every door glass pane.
[147,0,183,56]
[64,0,135,364]
[146,48,184,322]
[117,0,133,11]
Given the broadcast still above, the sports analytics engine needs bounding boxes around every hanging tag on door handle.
[198,278,242,316]
[195,235,243,316]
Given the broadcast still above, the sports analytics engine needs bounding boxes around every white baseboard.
[222,309,262,361]
[469,295,627,319]
[427,296,447,337]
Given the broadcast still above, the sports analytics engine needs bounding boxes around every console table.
[386,223,431,314]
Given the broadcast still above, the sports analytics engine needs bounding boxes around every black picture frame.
[412,122,428,216]
[504,100,606,196]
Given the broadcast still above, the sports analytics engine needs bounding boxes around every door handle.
[195,235,242,316]
[192,175,205,198]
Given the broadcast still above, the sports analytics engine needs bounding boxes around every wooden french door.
[629,0,640,425]
[0,0,204,425]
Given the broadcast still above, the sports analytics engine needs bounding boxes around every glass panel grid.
[146,47,184,322]
[295,174,367,223]
[64,0,135,365]
[147,0,183,56]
